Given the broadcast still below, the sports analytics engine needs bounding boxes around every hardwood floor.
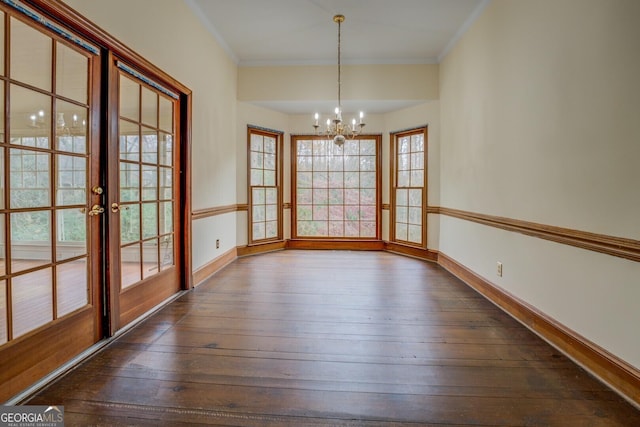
[27,250,640,426]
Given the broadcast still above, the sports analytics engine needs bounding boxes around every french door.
[0,1,187,402]
[107,58,182,332]
[0,4,103,401]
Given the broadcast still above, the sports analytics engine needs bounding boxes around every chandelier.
[313,14,365,146]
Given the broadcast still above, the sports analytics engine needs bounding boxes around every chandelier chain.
[337,15,341,112]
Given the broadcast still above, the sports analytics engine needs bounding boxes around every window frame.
[291,134,382,241]
[390,126,428,248]
[247,126,283,245]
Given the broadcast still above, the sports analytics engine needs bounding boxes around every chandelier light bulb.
[36,109,46,124]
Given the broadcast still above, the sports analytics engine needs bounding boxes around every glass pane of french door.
[118,73,175,290]
[1,12,98,345]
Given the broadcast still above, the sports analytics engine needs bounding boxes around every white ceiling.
[185,0,489,113]
[187,0,487,65]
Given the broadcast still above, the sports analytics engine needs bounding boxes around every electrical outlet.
[216,239,220,249]
[497,262,503,277]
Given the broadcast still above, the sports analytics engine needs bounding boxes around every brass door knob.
[88,204,105,216]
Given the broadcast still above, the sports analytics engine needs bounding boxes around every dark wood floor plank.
[27,250,640,426]
[29,375,637,426]
[158,316,538,344]
[148,326,556,360]
[62,361,621,403]
[67,351,615,396]
[54,399,479,427]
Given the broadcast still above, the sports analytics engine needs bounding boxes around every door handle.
[111,203,129,213]
[88,204,105,216]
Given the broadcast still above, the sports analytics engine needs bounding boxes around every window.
[292,135,380,239]
[248,127,283,244]
[390,127,427,247]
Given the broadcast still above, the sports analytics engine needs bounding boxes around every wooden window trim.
[247,126,283,245]
[290,134,382,241]
[390,126,428,249]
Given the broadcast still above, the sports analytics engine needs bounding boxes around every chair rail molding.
[436,207,640,263]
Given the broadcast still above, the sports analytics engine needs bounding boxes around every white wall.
[63,0,239,270]
[440,0,640,368]
[239,64,439,103]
